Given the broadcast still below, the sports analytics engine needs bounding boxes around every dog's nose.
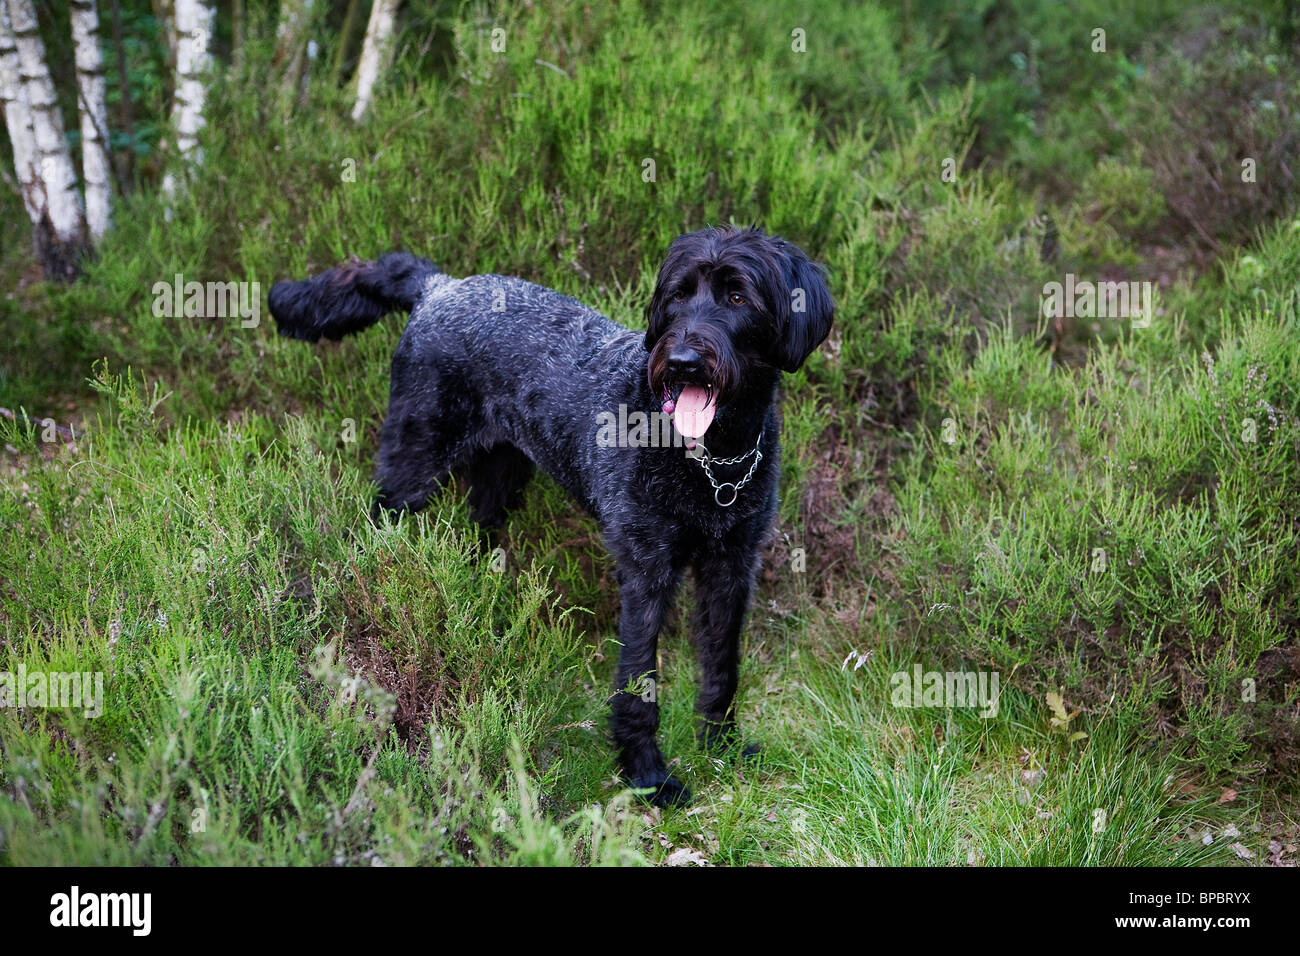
[666,347,704,377]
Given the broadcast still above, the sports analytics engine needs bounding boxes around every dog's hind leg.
[464,443,535,530]
[370,358,477,520]
[370,415,455,519]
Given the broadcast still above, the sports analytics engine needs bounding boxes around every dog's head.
[644,226,833,439]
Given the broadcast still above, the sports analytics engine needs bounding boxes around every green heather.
[1,0,1296,865]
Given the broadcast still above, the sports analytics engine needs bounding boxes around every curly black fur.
[269,226,833,807]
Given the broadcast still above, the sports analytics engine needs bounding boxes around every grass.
[1,0,1297,865]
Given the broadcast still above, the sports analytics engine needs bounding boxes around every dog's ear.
[771,240,834,372]
[644,276,672,351]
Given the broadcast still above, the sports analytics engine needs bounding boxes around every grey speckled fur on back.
[403,271,647,516]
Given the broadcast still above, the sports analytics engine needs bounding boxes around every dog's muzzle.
[662,382,716,440]
[659,346,717,439]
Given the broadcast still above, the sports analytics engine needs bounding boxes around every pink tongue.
[673,385,715,439]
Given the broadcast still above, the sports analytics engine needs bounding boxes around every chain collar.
[689,429,764,507]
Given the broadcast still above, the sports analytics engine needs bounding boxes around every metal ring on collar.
[714,483,739,507]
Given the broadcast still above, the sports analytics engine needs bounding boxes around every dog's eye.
[727,293,745,306]
[672,292,686,303]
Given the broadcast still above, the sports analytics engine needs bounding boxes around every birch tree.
[1,0,87,276]
[71,0,111,239]
[351,0,401,122]
[274,0,314,98]
[160,0,214,201]
[0,2,37,224]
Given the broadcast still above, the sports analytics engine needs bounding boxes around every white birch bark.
[0,1,38,223]
[275,0,313,96]
[160,0,214,201]
[4,0,85,245]
[351,0,400,122]
[71,0,111,239]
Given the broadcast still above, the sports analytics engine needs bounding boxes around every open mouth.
[663,381,717,440]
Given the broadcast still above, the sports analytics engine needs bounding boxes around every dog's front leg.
[610,567,691,808]
[692,541,762,756]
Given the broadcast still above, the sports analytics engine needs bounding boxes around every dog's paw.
[715,739,763,765]
[700,725,762,764]
[629,772,693,809]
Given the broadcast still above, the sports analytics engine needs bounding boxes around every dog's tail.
[269,251,440,342]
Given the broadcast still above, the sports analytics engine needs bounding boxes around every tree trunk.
[351,0,400,122]
[0,1,38,224]
[274,0,314,97]
[71,0,111,239]
[153,0,175,61]
[159,0,214,202]
[330,0,362,88]
[2,0,88,278]
[231,0,243,69]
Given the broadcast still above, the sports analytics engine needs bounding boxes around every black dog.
[269,226,833,807]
